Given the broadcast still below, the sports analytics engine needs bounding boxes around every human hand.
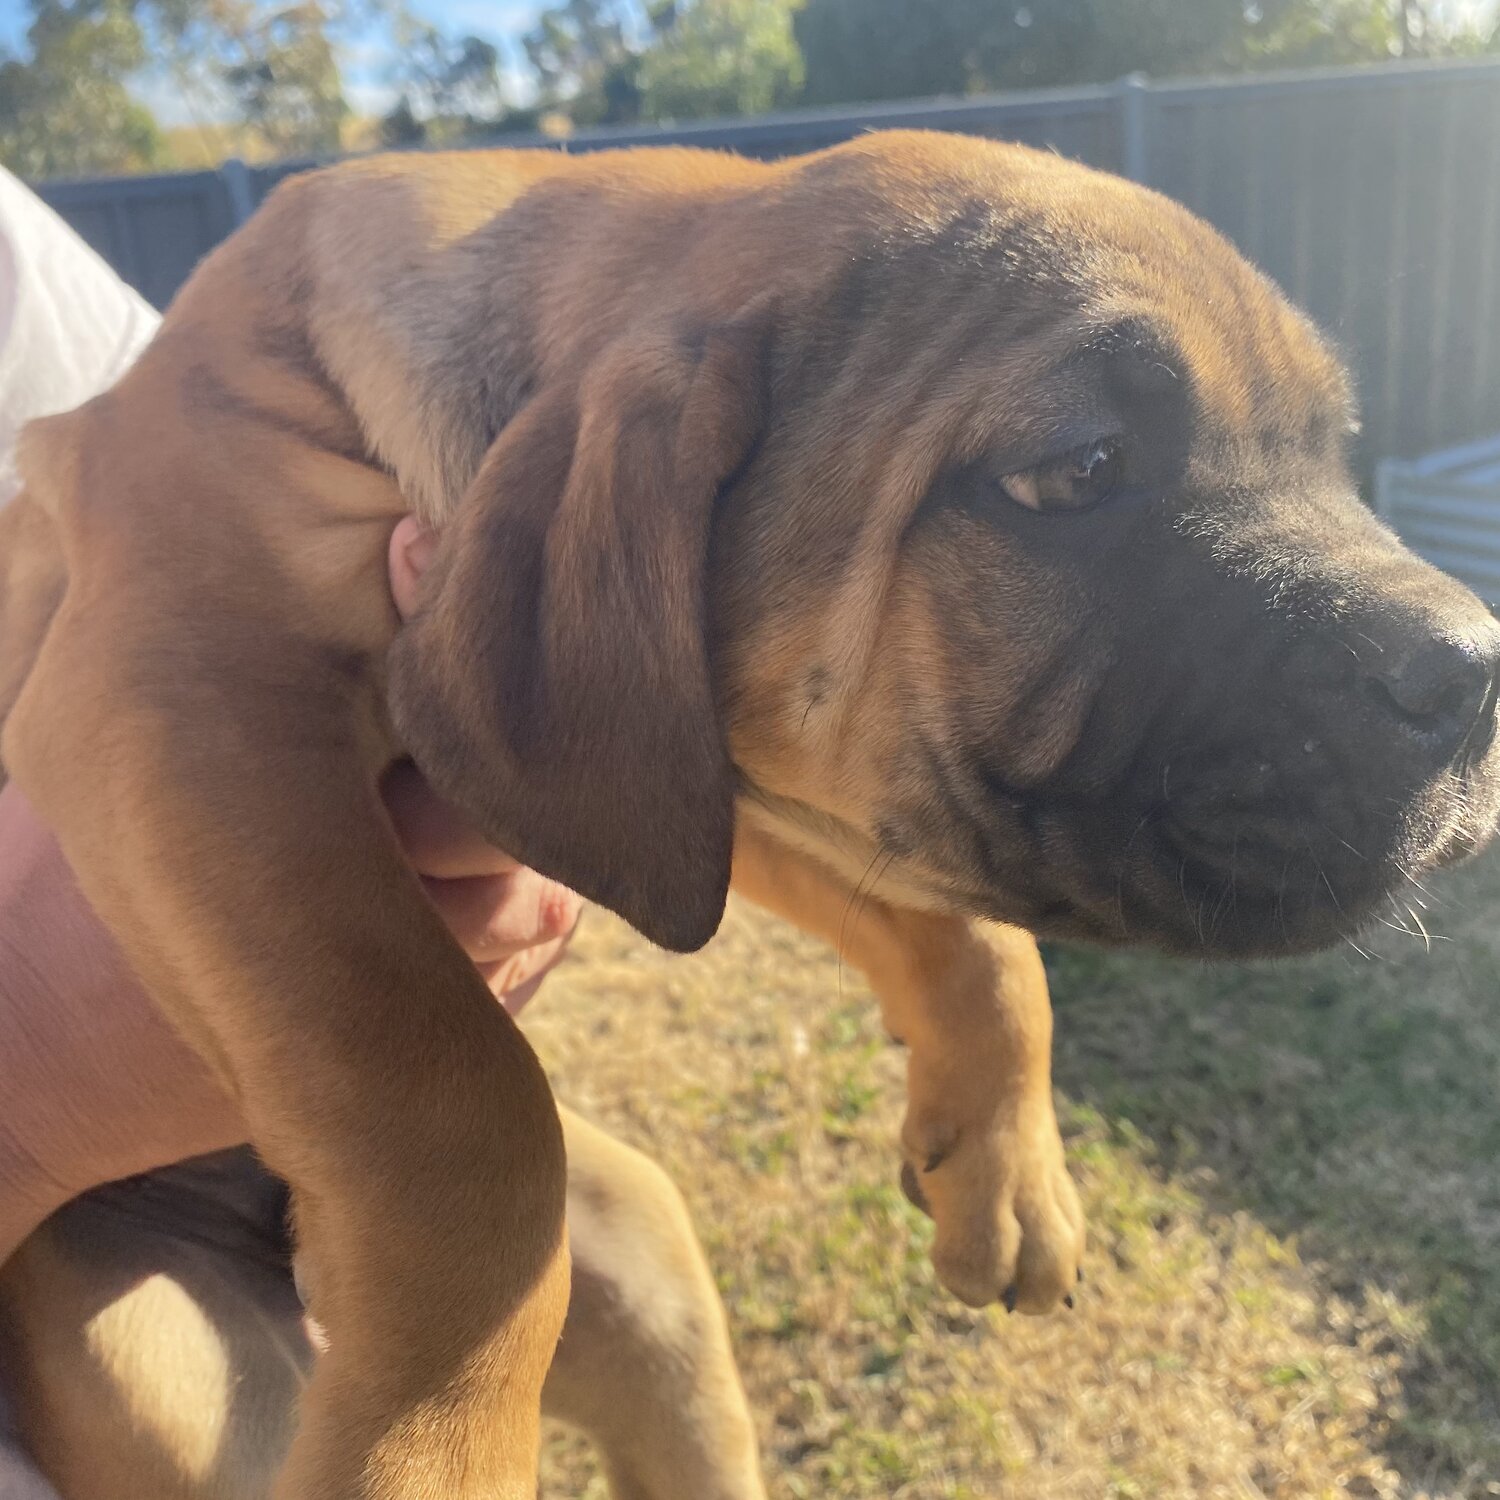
[386,514,582,1009]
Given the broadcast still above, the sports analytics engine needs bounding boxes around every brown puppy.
[2,134,1497,1497]
[0,1123,764,1500]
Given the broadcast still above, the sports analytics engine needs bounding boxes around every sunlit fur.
[1,134,1495,1497]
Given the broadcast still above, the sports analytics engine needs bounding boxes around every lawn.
[525,844,1500,1499]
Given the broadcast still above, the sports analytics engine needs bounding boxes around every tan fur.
[733,825,1081,1311]
[0,134,1371,1494]
[0,1114,764,1500]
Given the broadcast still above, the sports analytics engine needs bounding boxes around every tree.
[1246,0,1496,66]
[6,0,1496,183]
[972,0,1253,88]
[522,0,642,124]
[793,0,968,104]
[0,0,163,178]
[150,0,514,157]
[381,22,506,145]
[794,0,1497,107]
[149,0,350,157]
[795,0,1257,102]
[2,0,521,176]
[638,0,804,120]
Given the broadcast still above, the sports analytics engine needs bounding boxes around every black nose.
[1366,631,1500,761]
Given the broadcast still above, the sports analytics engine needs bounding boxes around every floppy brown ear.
[387,313,769,953]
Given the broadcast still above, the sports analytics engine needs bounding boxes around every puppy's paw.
[900,1101,1084,1314]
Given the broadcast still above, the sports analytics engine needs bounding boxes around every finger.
[388,515,438,621]
[382,761,522,880]
[422,866,581,963]
[479,923,578,1016]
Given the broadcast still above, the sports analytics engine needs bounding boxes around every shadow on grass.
[1044,846,1500,1493]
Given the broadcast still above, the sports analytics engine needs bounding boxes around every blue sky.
[0,1,28,53]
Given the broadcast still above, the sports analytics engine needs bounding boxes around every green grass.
[526,845,1500,1497]
[1046,851,1500,1491]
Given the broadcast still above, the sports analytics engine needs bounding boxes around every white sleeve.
[0,165,162,508]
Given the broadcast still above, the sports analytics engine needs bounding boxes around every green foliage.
[149,0,353,157]
[219,2,347,154]
[522,0,642,124]
[3,0,1497,179]
[794,0,1253,102]
[1246,0,1406,66]
[637,0,804,121]
[792,0,976,104]
[381,25,505,146]
[0,0,162,178]
[793,0,1497,106]
[1247,0,1496,67]
[977,0,1254,87]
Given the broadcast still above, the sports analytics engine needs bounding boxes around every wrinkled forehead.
[1096,277,1355,462]
[1017,206,1355,465]
[824,164,1356,451]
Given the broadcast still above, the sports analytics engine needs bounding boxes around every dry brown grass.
[156,118,385,171]
[523,844,1500,1498]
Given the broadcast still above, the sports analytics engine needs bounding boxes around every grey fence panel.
[1140,62,1500,472]
[27,58,1500,477]
[34,169,237,312]
[483,84,1124,168]
[1375,435,1500,602]
[235,87,1124,209]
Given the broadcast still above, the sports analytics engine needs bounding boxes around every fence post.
[220,157,257,227]
[1116,72,1151,185]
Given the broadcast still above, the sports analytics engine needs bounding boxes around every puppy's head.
[391,132,1500,958]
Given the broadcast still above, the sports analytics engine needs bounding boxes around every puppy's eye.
[1001,439,1124,513]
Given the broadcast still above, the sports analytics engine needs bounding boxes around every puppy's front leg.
[733,828,1083,1313]
[4,599,570,1498]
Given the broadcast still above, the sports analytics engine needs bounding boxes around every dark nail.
[1002,1285,1018,1314]
[1077,1267,1085,1284]
[899,1161,932,1218]
[1063,1294,1075,1310]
